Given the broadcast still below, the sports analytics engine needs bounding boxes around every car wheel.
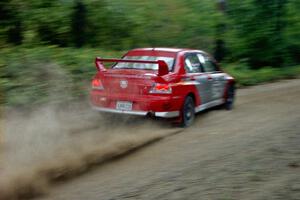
[180,96,195,127]
[224,84,235,110]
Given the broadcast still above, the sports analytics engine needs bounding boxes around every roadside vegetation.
[0,0,299,107]
[224,63,300,87]
[0,46,124,107]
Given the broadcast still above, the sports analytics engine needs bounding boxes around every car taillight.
[149,83,172,94]
[92,78,104,90]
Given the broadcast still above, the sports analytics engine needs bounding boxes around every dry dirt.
[1,79,300,200]
[39,79,300,200]
[0,101,180,199]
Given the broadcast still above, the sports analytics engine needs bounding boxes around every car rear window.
[113,56,175,71]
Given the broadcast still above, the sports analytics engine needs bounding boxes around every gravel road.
[40,79,300,200]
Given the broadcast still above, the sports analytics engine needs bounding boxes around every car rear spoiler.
[95,57,169,76]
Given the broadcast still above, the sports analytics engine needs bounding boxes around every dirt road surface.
[39,79,300,200]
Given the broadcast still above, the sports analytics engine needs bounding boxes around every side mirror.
[157,60,169,76]
[95,57,107,72]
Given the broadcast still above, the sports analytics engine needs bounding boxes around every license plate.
[116,101,132,111]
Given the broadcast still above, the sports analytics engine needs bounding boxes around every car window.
[197,54,218,72]
[184,54,201,73]
[113,56,175,71]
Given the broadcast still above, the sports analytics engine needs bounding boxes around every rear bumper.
[155,111,180,118]
[90,90,182,118]
[92,106,180,118]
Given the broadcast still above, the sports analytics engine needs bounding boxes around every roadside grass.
[1,46,300,107]
[0,46,124,107]
[223,63,300,87]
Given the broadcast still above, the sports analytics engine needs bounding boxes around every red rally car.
[90,48,235,127]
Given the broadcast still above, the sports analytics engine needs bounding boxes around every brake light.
[92,79,104,90]
[149,83,172,94]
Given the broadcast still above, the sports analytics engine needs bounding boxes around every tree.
[284,0,300,64]
[71,0,87,47]
[214,0,227,62]
[0,0,23,45]
[7,20,23,45]
[226,0,289,68]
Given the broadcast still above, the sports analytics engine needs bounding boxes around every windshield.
[113,56,175,71]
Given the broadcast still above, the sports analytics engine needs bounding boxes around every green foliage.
[223,63,300,86]
[0,0,24,45]
[0,0,298,67]
[0,46,123,107]
[29,0,73,46]
[0,0,300,107]
[71,0,87,47]
[284,0,300,64]
[225,0,299,68]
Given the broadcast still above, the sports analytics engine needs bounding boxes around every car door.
[184,53,211,105]
[197,53,226,102]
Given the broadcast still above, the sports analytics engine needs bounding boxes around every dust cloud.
[0,103,180,199]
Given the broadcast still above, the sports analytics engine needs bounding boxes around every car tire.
[224,84,235,110]
[180,96,195,127]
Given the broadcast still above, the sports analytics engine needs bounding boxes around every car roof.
[125,47,208,58]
